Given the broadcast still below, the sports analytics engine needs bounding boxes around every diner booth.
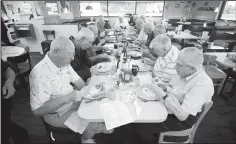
[1,1,236,144]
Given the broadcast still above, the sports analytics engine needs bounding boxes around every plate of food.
[128,50,142,58]
[96,63,112,73]
[136,63,151,72]
[137,84,159,101]
[80,83,105,100]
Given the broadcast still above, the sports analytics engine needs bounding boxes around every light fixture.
[86,1,93,10]
[214,7,219,12]
[184,1,192,11]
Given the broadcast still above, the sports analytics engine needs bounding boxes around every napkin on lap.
[64,112,89,134]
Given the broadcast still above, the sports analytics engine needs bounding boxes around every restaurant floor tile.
[9,53,236,143]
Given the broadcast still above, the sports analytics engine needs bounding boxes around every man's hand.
[99,53,110,60]
[152,84,166,100]
[134,40,141,45]
[3,82,15,99]
[143,57,155,66]
[67,91,77,102]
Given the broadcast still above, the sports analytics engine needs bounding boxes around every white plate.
[80,85,104,100]
[135,63,151,72]
[96,63,112,73]
[137,84,159,101]
[128,50,142,57]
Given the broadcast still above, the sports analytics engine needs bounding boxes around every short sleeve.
[181,86,207,116]
[68,65,81,82]
[30,74,52,111]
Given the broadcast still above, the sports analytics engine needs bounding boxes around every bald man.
[30,36,112,143]
[113,16,129,30]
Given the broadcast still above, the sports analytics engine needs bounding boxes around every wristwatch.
[163,95,168,100]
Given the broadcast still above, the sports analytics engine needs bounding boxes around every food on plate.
[96,63,111,72]
[141,84,156,99]
[128,51,142,57]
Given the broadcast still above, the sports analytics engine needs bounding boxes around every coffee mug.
[132,65,139,76]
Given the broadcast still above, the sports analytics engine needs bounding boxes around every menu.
[100,101,134,130]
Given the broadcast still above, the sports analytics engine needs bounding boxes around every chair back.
[203,53,217,68]
[7,52,32,75]
[43,30,55,41]
[232,45,236,52]
[158,101,213,143]
[213,40,229,49]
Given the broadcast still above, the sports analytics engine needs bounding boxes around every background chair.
[158,101,213,143]
[41,30,55,55]
[41,117,81,144]
[203,54,227,95]
[7,52,32,93]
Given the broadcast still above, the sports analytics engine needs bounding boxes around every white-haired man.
[148,34,180,83]
[134,21,155,50]
[113,16,129,30]
[136,47,214,144]
[142,25,167,63]
[30,36,111,143]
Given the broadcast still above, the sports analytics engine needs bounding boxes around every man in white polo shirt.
[135,47,214,144]
[30,36,111,143]
[150,34,180,83]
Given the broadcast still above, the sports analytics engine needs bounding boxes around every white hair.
[144,21,154,31]
[49,36,75,55]
[153,25,166,36]
[87,25,98,35]
[150,34,171,50]
[139,14,146,23]
[135,18,144,26]
[178,47,203,70]
[76,28,94,42]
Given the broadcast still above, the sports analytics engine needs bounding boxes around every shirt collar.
[44,53,60,74]
[185,67,203,82]
[162,46,179,62]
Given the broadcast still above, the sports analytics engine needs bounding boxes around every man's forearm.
[32,95,70,116]
[4,67,16,84]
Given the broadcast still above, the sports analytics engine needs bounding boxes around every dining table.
[77,30,168,125]
[167,31,199,49]
[2,46,26,61]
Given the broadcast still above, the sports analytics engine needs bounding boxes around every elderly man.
[134,21,155,50]
[142,26,167,65]
[113,16,129,30]
[136,47,214,144]
[72,28,110,66]
[30,36,111,143]
[96,17,107,39]
[147,34,180,83]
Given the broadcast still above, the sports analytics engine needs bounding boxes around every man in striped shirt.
[151,34,180,83]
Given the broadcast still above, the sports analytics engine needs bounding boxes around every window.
[221,1,236,21]
[136,1,164,16]
[79,1,107,16]
[45,2,59,14]
[108,1,135,16]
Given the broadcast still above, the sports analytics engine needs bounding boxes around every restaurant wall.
[164,1,221,20]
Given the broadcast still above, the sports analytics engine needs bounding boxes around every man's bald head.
[87,25,98,36]
[150,34,172,57]
[143,21,154,35]
[76,28,94,42]
[135,18,144,30]
[48,36,75,67]
[153,25,166,37]
[139,15,146,23]
[96,17,105,30]
[49,36,75,56]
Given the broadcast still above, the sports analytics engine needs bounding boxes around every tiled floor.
[9,53,236,143]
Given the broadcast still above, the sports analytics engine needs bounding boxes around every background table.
[78,71,168,123]
[2,46,26,61]
[204,52,236,69]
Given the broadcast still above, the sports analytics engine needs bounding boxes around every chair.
[203,54,227,95]
[7,52,32,92]
[41,117,81,144]
[41,30,55,55]
[213,40,229,52]
[158,101,213,143]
